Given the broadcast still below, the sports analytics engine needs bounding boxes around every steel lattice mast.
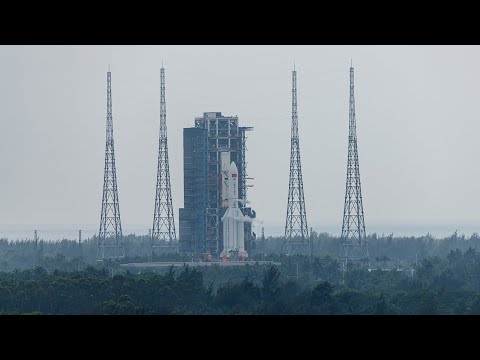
[152,66,177,252]
[340,64,369,267]
[284,67,310,255]
[98,70,124,260]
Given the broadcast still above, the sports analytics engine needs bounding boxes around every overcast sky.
[0,45,479,236]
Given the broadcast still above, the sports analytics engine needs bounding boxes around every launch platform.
[120,261,281,270]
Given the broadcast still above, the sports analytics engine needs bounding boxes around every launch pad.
[120,260,281,270]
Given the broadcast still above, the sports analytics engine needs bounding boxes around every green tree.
[374,292,387,315]
[310,281,334,314]
[262,266,280,300]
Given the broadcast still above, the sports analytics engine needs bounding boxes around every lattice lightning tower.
[284,66,310,255]
[98,70,124,260]
[340,64,369,267]
[152,66,177,252]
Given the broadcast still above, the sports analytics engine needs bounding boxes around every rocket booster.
[220,161,248,261]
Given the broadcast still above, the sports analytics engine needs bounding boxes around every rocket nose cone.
[229,161,238,174]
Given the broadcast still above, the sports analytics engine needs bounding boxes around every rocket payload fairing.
[220,161,248,261]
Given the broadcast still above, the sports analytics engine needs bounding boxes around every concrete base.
[120,260,281,270]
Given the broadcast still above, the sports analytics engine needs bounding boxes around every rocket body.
[220,161,248,261]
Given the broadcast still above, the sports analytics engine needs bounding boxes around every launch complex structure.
[178,112,255,260]
[96,64,369,269]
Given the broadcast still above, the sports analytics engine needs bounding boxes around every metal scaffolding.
[179,113,255,258]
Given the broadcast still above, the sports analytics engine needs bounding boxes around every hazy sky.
[0,45,479,236]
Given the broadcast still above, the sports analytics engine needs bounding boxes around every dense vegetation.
[1,231,480,314]
[0,248,479,314]
[2,230,480,271]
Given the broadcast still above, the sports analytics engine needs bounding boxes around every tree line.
[1,230,480,271]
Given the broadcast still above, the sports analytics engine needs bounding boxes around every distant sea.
[0,223,479,242]
[0,224,150,242]
[265,223,480,239]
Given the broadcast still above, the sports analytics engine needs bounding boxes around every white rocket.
[220,161,248,261]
